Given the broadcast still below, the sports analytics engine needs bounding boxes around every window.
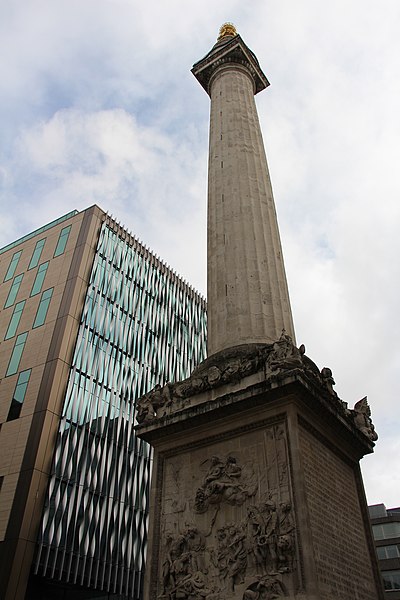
[377,545,400,560]
[4,273,24,308]
[382,570,400,591]
[372,522,400,540]
[3,250,22,282]
[54,225,71,257]
[5,332,28,377]
[0,476,3,493]
[30,261,49,296]
[4,300,26,340]
[7,369,32,421]
[33,288,53,328]
[28,238,46,269]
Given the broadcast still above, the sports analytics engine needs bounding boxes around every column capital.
[192,33,270,96]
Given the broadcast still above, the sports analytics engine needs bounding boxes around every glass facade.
[4,250,22,282]
[34,223,207,599]
[4,300,26,340]
[33,288,53,328]
[30,261,49,296]
[28,238,46,269]
[54,225,72,257]
[4,273,23,308]
[7,369,32,421]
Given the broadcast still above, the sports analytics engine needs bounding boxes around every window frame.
[54,225,72,258]
[372,522,400,540]
[7,369,32,421]
[4,300,26,340]
[382,569,400,591]
[30,261,49,297]
[3,250,22,282]
[4,273,24,308]
[5,332,28,377]
[33,288,53,328]
[377,544,400,560]
[28,238,46,270]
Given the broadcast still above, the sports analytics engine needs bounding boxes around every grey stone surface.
[192,31,295,356]
[137,337,382,599]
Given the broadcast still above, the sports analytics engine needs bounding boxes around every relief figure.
[194,455,256,513]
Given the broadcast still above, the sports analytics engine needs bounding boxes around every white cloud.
[1,107,207,291]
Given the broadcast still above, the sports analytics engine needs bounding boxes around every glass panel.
[5,332,28,377]
[386,545,400,559]
[54,225,71,257]
[373,523,400,540]
[28,238,46,270]
[30,261,49,296]
[4,273,24,308]
[4,250,22,282]
[4,300,26,340]
[382,570,400,590]
[377,546,385,559]
[33,288,53,328]
[377,545,400,559]
[7,369,32,421]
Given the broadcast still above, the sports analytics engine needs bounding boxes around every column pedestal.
[136,339,383,599]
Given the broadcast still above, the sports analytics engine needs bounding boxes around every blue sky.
[1,0,399,507]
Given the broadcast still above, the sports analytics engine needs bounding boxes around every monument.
[136,25,384,599]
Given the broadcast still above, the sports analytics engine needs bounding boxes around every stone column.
[193,26,295,355]
[136,25,383,600]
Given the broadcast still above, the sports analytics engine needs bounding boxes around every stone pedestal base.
[137,341,383,599]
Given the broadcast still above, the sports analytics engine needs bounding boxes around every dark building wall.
[369,504,400,598]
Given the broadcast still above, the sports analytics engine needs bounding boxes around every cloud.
[1,107,207,291]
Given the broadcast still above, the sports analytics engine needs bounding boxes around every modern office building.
[0,205,207,599]
[369,504,400,597]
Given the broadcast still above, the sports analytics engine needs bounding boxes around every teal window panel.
[28,238,46,270]
[30,261,49,296]
[4,250,22,282]
[54,225,71,257]
[4,273,24,308]
[5,332,28,376]
[7,369,31,421]
[4,300,26,340]
[33,288,53,328]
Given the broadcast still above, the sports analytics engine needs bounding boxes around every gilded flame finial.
[217,23,237,41]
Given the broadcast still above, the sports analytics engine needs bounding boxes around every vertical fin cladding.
[33,221,207,598]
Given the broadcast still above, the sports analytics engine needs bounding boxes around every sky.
[0,0,399,508]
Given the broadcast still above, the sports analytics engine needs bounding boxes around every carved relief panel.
[153,420,298,599]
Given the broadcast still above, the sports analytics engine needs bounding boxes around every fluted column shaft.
[207,64,295,355]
